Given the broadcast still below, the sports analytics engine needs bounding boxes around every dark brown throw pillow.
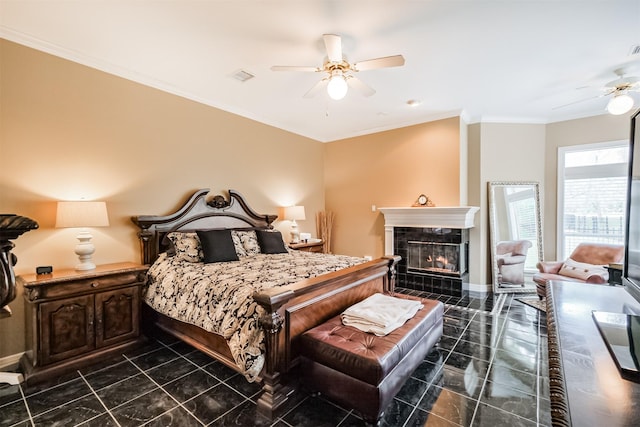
[196,229,239,263]
[256,230,288,254]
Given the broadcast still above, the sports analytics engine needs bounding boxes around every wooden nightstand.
[18,262,148,383]
[289,239,324,253]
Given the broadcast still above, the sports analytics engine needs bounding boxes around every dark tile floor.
[0,289,549,426]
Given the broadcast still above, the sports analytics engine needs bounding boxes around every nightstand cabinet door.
[95,286,140,348]
[39,295,95,365]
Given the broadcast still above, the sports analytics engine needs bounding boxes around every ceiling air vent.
[629,44,640,56]
[232,69,255,82]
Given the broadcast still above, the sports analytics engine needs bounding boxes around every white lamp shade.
[607,93,634,115]
[284,205,306,221]
[56,201,109,228]
[327,75,348,100]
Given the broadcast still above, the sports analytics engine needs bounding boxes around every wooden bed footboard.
[253,254,400,418]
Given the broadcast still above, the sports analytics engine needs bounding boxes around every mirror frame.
[488,181,544,294]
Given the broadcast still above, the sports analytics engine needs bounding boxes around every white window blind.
[558,142,628,259]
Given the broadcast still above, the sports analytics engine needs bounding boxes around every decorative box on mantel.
[379,206,479,296]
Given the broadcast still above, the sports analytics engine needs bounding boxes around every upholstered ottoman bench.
[299,294,443,426]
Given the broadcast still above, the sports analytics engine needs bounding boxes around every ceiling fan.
[271,34,405,100]
[556,71,640,115]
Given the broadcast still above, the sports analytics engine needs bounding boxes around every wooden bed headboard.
[131,189,278,265]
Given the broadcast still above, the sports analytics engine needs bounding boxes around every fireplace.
[407,241,466,277]
[379,206,478,296]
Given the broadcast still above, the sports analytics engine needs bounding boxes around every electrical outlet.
[371,204,376,212]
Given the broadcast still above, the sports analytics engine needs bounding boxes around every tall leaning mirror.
[488,181,543,293]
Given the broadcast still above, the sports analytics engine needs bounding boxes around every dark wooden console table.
[546,281,640,426]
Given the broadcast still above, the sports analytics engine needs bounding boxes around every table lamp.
[284,205,306,244]
[56,201,109,270]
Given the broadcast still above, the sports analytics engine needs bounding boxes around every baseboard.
[0,352,24,371]
[466,282,491,294]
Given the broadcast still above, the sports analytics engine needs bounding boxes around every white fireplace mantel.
[378,206,479,256]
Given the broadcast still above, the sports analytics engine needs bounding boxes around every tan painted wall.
[544,113,632,260]
[0,40,324,358]
[469,122,546,286]
[323,117,463,258]
[467,123,484,289]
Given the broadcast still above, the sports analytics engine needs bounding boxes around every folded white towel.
[341,293,423,336]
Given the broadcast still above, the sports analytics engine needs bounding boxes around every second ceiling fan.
[271,34,405,100]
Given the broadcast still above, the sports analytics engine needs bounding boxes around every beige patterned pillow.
[233,230,260,256]
[166,232,203,262]
[231,231,248,257]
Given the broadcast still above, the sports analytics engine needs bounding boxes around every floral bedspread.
[144,251,366,381]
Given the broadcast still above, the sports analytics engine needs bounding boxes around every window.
[557,141,628,259]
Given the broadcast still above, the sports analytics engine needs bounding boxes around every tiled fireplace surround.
[379,206,479,297]
[394,227,470,296]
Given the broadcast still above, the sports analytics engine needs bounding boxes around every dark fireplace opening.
[407,241,466,277]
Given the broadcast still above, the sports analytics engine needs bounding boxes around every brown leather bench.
[299,294,443,426]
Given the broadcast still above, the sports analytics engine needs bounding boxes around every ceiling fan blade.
[552,93,606,110]
[303,78,328,98]
[347,76,376,97]
[354,55,405,71]
[271,65,320,72]
[323,34,342,63]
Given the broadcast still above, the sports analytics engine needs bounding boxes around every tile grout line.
[18,381,97,423]
[468,294,512,425]
[401,306,479,427]
[77,370,122,427]
[18,382,35,427]
[153,337,299,426]
[470,297,546,426]
[123,354,206,427]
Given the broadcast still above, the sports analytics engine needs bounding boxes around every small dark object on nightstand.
[36,266,52,275]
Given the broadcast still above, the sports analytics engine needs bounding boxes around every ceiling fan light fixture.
[327,73,348,100]
[607,93,634,115]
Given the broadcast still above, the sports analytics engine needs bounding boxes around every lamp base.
[75,261,96,271]
[290,221,300,244]
[75,230,96,271]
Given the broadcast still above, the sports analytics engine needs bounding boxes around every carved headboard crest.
[209,195,230,209]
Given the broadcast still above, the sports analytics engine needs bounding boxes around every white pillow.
[559,258,607,281]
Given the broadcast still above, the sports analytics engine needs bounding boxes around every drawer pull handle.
[91,282,99,288]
